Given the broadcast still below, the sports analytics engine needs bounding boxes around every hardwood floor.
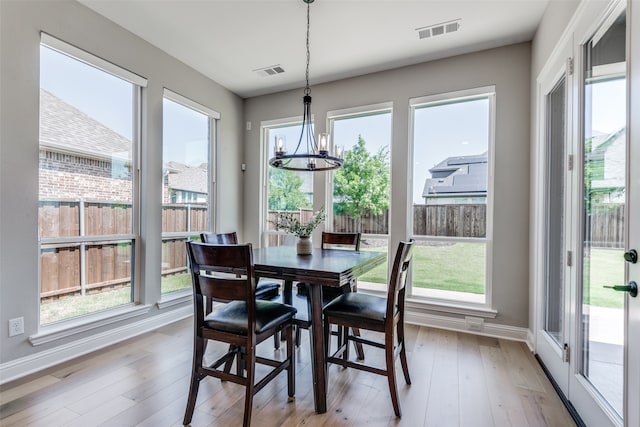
[0,319,575,426]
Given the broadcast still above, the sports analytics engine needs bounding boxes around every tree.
[333,135,390,232]
[268,168,311,211]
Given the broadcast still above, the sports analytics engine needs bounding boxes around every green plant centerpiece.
[270,207,326,255]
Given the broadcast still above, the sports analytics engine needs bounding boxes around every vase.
[296,236,312,255]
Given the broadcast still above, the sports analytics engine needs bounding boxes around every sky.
[41,44,627,205]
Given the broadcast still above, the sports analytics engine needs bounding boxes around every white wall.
[0,0,243,367]
[244,43,532,328]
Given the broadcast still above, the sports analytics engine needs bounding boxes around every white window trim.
[325,102,393,232]
[408,86,496,312]
[41,33,147,87]
[259,116,306,247]
[163,88,221,119]
[30,304,152,346]
[160,90,219,297]
[39,36,144,326]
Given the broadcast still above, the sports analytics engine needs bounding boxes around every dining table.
[252,245,386,414]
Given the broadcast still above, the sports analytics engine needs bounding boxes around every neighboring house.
[39,89,133,202]
[40,89,204,205]
[164,161,208,204]
[586,128,625,204]
[422,152,488,204]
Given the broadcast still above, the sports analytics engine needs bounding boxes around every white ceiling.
[79,0,550,98]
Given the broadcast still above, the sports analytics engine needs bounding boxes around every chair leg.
[385,333,402,417]
[286,324,295,398]
[351,328,365,360]
[323,318,331,359]
[242,349,256,427]
[342,325,350,363]
[273,332,280,350]
[183,336,205,425]
[295,325,302,347]
[397,323,411,385]
[223,344,236,375]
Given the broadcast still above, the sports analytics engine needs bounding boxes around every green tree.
[268,168,311,211]
[333,135,390,231]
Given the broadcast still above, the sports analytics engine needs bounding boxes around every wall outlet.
[9,317,24,337]
[465,316,484,332]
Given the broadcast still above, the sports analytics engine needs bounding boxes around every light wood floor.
[0,318,575,426]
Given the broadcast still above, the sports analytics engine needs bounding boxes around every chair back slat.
[197,275,250,301]
[186,242,255,305]
[386,240,414,317]
[201,231,238,244]
[321,232,361,251]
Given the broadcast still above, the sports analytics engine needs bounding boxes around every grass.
[40,245,626,324]
[40,287,132,325]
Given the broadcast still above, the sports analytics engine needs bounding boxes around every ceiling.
[79,0,550,98]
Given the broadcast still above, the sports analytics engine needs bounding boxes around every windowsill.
[358,282,497,318]
[157,290,192,310]
[30,304,152,346]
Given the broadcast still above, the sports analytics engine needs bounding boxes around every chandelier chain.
[305,2,311,96]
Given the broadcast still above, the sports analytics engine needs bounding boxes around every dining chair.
[295,232,365,358]
[201,231,282,353]
[322,239,414,417]
[183,242,296,427]
[201,232,280,301]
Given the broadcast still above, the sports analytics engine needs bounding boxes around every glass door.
[569,3,627,425]
[536,44,573,397]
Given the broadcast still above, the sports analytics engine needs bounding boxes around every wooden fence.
[39,200,625,298]
[587,203,624,248]
[39,200,207,298]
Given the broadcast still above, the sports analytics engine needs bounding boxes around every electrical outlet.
[465,316,484,332]
[9,317,24,337]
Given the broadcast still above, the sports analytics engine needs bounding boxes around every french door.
[537,1,640,425]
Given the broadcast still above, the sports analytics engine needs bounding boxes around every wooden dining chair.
[201,231,282,353]
[323,239,414,417]
[295,232,365,358]
[201,232,280,302]
[183,242,296,427]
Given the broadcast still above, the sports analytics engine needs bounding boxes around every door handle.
[604,281,638,297]
[624,249,638,264]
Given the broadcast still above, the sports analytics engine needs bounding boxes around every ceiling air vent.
[417,19,461,40]
[253,65,285,77]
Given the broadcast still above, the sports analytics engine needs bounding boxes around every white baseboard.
[2,305,535,385]
[405,308,533,346]
[0,306,192,385]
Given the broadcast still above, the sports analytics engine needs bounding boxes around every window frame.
[260,116,314,247]
[325,103,393,291]
[38,33,146,327]
[408,86,496,311]
[160,88,219,297]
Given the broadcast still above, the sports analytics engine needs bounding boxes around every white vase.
[296,236,312,255]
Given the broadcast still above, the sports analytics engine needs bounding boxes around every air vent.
[416,19,461,40]
[253,65,285,77]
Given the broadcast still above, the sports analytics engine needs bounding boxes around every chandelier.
[268,0,343,172]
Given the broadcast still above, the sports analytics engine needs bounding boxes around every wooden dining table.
[252,245,386,414]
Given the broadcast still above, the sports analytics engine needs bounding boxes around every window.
[410,87,495,305]
[262,121,313,247]
[39,35,145,324]
[161,90,218,295]
[328,105,392,291]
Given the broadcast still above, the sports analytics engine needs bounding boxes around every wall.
[244,43,532,328]
[0,0,243,369]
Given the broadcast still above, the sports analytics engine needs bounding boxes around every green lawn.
[41,245,625,324]
[361,243,625,309]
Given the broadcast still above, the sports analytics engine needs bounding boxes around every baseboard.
[0,306,192,385]
[405,309,530,343]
